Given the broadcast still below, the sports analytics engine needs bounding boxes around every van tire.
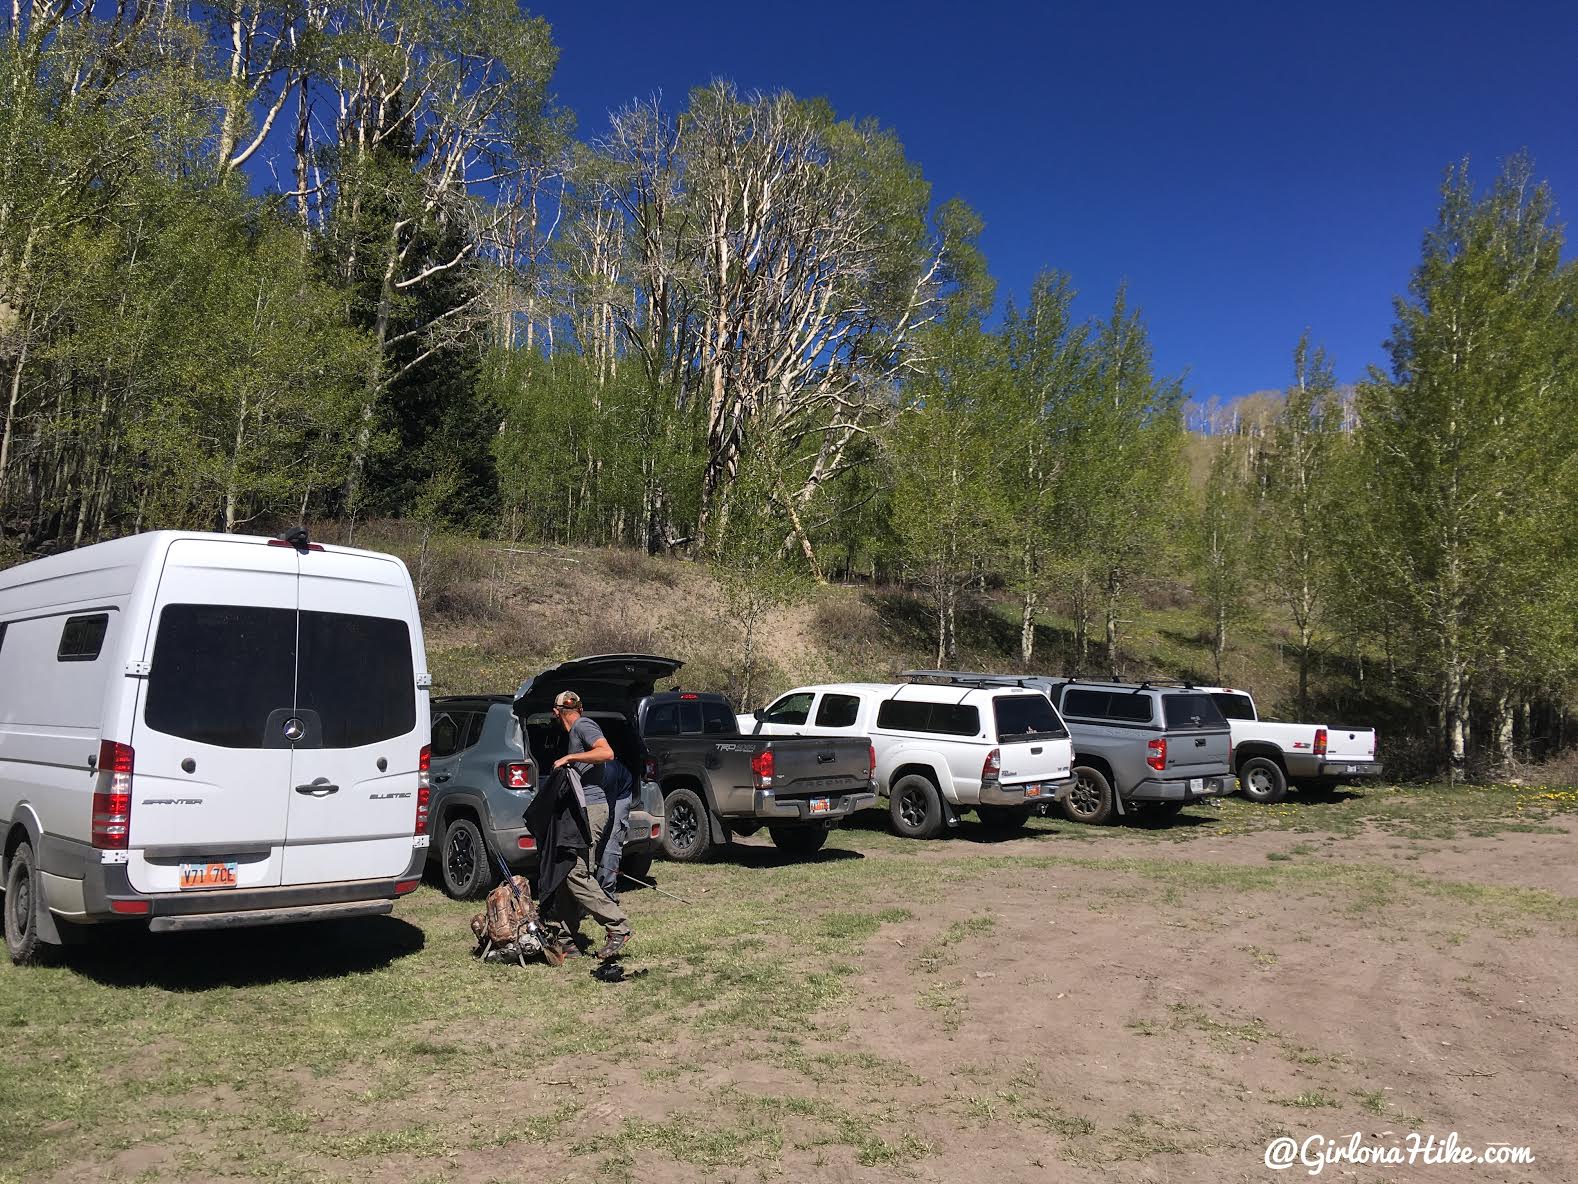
[1238,757,1288,804]
[890,775,944,839]
[439,816,492,900]
[977,805,1033,831]
[4,839,48,965]
[661,787,714,862]
[1062,766,1117,825]
[768,825,828,858]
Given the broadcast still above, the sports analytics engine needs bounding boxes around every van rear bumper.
[44,837,426,925]
[150,900,394,933]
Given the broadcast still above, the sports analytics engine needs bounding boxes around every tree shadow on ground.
[58,914,426,991]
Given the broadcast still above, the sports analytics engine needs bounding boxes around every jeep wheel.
[440,816,493,900]
[768,825,828,858]
[661,787,714,862]
[1061,766,1117,825]
[4,839,47,965]
[977,805,1033,831]
[1239,757,1288,804]
[889,774,944,839]
[620,850,654,883]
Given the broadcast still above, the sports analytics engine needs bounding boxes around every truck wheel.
[768,826,828,858]
[889,775,944,839]
[4,839,48,965]
[440,816,493,900]
[977,805,1033,831]
[661,787,714,862]
[1061,766,1117,825]
[1239,757,1288,804]
[620,851,654,883]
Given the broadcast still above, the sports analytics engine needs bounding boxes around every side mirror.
[751,708,763,720]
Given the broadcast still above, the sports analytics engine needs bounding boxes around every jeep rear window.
[146,604,414,749]
[1060,689,1153,723]
[1209,693,1255,721]
[992,694,1068,740]
[1163,693,1226,730]
[875,699,980,736]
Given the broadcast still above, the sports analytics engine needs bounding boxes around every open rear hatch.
[513,654,683,773]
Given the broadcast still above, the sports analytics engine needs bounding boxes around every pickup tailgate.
[764,737,871,798]
[1325,727,1377,763]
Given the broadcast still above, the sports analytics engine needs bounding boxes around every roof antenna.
[278,526,311,554]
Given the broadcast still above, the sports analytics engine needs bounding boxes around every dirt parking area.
[1,784,1573,1183]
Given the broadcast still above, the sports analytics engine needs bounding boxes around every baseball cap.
[553,691,583,710]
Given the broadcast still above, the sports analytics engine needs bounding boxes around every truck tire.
[1061,766,1117,825]
[977,805,1033,831]
[1238,757,1288,804]
[4,839,48,965]
[440,815,492,900]
[661,787,714,862]
[620,850,654,883]
[889,774,944,839]
[768,825,828,858]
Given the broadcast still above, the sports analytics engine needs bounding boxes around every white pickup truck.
[1201,687,1381,804]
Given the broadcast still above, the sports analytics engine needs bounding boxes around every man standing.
[548,691,632,958]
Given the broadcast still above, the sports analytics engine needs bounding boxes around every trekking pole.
[618,869,691,905]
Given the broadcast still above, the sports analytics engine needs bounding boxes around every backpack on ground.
[470,875,563,967]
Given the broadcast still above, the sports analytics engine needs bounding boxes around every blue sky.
[540,0,1578,403]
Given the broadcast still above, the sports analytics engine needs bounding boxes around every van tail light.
[1314,728,1328,758]
[415,744,431,835]
[981,748,1000,784]
[497,761,532,790]
[750,749,775,788]
[92,740,134,849]
[868,744,877,783]
[1146,737,1167,771]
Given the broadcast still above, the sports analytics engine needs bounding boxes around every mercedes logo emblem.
[282,717,306,742]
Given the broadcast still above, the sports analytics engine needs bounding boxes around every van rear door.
[281,551,423,886]
[128,539,299,893]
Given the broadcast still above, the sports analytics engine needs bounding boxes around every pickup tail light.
[750,749,775,788]
[1146,737,1167,772]
[643,757,658,781]
[981,748,1001,784]
[1372,730,1379,758]
[1314,728,1328,758]
[415,745,431,835]
[497,761,532,790]
[868,744,877,783]
[92,740,135,849]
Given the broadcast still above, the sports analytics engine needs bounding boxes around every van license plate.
[809,798,831,815]
[179,861,238,890]
[1188,778,1204,793]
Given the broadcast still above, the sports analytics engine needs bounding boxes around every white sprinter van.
[0,530,433,963]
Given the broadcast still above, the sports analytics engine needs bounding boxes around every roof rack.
[900,668,1041,690]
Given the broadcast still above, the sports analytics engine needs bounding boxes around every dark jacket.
[524,767,591,904]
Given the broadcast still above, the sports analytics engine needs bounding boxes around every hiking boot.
[596,927,631,960]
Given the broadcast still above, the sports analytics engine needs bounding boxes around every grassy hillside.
[342,522,1331,722]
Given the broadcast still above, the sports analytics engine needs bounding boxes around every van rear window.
[145,604,414,749]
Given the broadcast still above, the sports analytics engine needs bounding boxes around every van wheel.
[440,817,492,900]
[661,787,714,862]
[977,805,1033,831]
[1062,767,1117,825]
[5,839,48,965]
[1239,757,1288,804]
[890,775,944,839]
[768,826,828,858]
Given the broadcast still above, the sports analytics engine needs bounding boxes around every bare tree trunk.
[0,331,28,491]
[1020,589,1037,668]
[1494,693,1515,764]
[1104,568,1122,677]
